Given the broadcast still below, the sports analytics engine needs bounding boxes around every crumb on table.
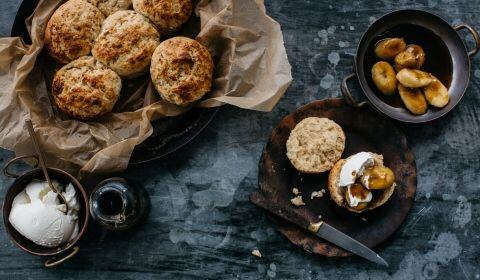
[252,249,262,258]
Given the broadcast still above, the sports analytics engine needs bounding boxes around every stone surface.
[0,0,479,279]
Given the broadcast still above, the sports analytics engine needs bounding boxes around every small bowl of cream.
[2,155,89,267]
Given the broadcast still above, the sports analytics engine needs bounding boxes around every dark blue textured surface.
[0,0,479,279]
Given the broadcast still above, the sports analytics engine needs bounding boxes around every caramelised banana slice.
[345,183,372,211]
[360,165,395,190]
[374,38,406,60]
[394,44,425,71]
[396,68,433,88]
[424,77,449,108]
[398,84,428,115]
[371,61,397,95]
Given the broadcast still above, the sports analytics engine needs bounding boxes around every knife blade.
[250,192,388,266]
[316,222,388,266]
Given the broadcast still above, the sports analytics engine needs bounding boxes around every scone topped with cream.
[328,152,396,213]
[286,117,345,173]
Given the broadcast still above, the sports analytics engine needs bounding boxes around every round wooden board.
[257,98,416,257]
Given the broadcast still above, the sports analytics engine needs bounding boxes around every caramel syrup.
[365,24,453,108]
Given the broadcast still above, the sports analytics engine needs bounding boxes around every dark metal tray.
[11,0,218,164]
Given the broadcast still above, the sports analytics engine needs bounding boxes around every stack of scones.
[45,0,214,120]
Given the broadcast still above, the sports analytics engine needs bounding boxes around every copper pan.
[2,155,89,267]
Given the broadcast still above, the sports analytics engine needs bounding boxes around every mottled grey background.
[0,0,479,279]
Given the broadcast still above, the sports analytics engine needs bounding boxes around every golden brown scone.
[150,37,214,106]
[327,153,395,213]
[92,10,160,78]
[132,0,192,35]
[44,0,104,64]
[52,56,122,120]
[85,0,132,16]
[286,117,345,174]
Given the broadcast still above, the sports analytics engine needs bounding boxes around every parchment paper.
[0,0,292,177]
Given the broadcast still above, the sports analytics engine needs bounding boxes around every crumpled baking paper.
[0,0,292,177]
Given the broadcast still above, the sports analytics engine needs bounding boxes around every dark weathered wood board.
[253,99,417,257]
[0,0,479,279]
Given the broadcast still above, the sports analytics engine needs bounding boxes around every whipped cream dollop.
[346,185,372,207]
[359,174,371,189]
[338,152,375,187]
[9,180,80,248]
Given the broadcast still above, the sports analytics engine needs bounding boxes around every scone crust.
[286,117,345,173]
[45,0,104,64]
[132,0,192,34]
[85,0,132,16]
[92,10,160,78]
[327,153,395,213]
[52,56,122,119]
[150,37,214,106]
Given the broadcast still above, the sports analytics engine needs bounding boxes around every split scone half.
[286,117,345,174]
[328,152,396,213]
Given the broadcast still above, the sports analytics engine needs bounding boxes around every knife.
[250,192,388,267]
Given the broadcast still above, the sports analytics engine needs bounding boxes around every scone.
[327,152,396,213]
[150,37,214,106]
[92,10,160,78]
[286,117,345,174]
[85,0,132,16]
[44,0,104,64]
[52,56,122,120]
[132,0,192,35]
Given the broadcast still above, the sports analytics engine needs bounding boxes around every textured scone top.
[92,10,160,78]
[44,0,104,64]
[150,37,214,106]
[85,0,133,16]
[132,0,192,34]
[286,117,346,173]
[52,56,122,120]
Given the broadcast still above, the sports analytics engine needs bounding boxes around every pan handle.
[454,23,480,57]
[44,246,79,268]
[3,155,39,178]
[341,73,368,108]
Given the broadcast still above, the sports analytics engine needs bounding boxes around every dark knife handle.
[250,192,320,232]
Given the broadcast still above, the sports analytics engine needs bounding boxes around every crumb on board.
[310,189,326,199]
[292,187,300,195]
[318,215,322,219]
[361,217,367,222]
[252,249,262,258]
[290,195,305,207]
[310,191,323,199]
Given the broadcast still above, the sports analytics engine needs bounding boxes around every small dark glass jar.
[89,177,149,231]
